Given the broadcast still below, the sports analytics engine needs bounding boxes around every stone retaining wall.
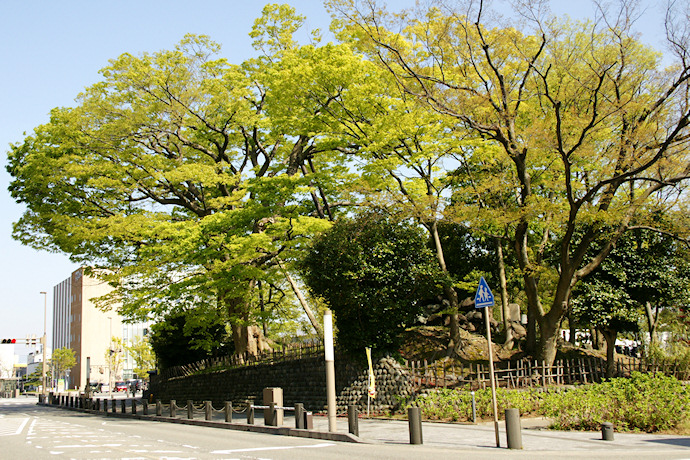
[149,355,415,413]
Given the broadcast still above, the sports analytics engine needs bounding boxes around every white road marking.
[211,442,336,454]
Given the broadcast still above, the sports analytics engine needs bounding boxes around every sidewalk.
[307,414,690,454]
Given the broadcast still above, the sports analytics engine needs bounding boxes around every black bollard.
[505,408,523,449]
[601,422,614,441]
[408,406,423,445]
[348,405,359,436]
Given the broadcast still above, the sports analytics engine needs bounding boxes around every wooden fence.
[404,356,690,390]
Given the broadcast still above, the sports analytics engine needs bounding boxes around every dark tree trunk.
[601,328,618,378]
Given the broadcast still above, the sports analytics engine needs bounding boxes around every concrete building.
[52,268,124,390]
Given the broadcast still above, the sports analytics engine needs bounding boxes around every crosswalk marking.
[0,417,29,436]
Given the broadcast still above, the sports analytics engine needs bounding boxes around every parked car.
[114,381,128,392]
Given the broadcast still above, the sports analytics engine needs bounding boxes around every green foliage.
[411,387,544,422]
[542,373,690,432]
[301,212,444,355]
[149,308,233,369]
[52,347,76,379]
[572,229,690,333]
[409,373,690,432]
[125,337,156,378]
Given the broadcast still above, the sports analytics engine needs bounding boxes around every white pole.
[324,309,337,432]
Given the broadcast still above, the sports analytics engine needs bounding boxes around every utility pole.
[39,291,47,398]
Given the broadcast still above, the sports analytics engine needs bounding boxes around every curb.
[38,403,363,444]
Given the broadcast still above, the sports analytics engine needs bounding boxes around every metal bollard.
[294,403,305,429]
[205,401,212,421]
[225,402,232,423]
[103,399,108,412]
[111,399,116,413]
[408,406,423,445]
[247,403,255,425]
[142,400,148,415]
[156,400,162,416]
[505,408,523,449]
[266,402,277,426]
[121,399,126,413]
[348,405,359,436]
[601,422,614,441]
[471,391,477,423]
[187,400,194,419]
[132,399,137,415]
[170,400,176,418]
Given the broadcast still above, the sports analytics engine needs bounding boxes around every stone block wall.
[149,355,415,413]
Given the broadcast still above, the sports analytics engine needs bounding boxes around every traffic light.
[1,338,17,344]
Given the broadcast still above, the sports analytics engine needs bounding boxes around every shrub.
[408,373,690,432]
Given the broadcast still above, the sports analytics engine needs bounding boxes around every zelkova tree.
[329,0,690,364]
[7,7,368,356]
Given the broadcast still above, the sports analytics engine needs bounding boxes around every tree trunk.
[224,291,269,357]
[644,301,658,345]
[601,328,617,378]
[536,313,560,365]
[278,260,323,338]
[496,238,513,348]
[428,221,463,354]
[568,310,577,345]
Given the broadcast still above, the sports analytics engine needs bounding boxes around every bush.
[408,373,690,432]
[542,372,690,432]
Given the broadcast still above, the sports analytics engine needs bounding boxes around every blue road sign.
[474,276,494,309]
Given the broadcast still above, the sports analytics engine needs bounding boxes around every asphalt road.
[2,396,690,459]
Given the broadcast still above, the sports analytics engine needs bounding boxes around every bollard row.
[48,393,313,430]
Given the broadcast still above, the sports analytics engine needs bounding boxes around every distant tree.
[52,347,76,385]
[24,367,50,389]
[149,308,233,369]
[300,212,444,355]
[572,229,690,376]
[125,337,156,378]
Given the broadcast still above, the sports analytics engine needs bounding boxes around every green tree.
[301,212,444,355]
[573,228,690,376]
[6,6,370,355]
[149,308,232,369]
[330,0,690,365]
[52,347,76,385]
[125,337,156,378]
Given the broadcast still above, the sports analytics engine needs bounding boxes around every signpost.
[474,276,500,448]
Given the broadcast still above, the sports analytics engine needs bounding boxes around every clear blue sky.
[0,1,670,355]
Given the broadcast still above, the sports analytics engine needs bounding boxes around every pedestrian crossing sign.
[474,276,494,309]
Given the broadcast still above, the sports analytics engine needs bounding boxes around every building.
[52,268,150,390]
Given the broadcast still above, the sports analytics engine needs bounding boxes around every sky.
[0,0,671,358]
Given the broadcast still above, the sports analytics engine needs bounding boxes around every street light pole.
[108,316,113,399]
[39,291,47,399]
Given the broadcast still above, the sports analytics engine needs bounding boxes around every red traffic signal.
[1,338,17,344]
